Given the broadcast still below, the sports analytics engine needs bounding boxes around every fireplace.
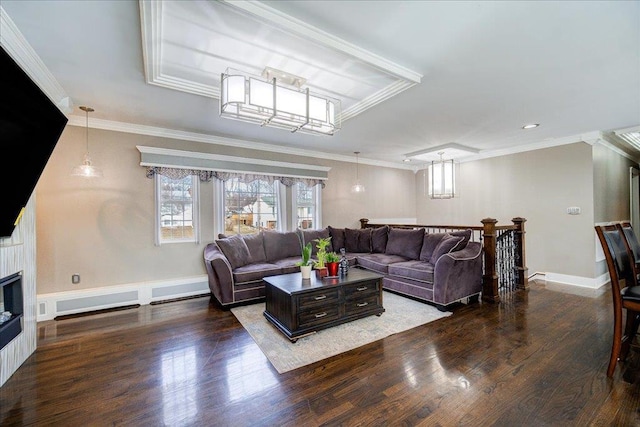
[0,272,23,350]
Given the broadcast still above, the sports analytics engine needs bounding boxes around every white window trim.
[155,174,199,245]
[291,183,322,230]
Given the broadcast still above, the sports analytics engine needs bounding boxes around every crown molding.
[342,80,417,122]
[66,115,414,170]
[0,7,72,112]
[69,113,640,172]
[221,0,422,83]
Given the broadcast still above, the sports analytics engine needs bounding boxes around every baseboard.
[531,272,609,297]
[544,272,609,289]
[36,275,210,321]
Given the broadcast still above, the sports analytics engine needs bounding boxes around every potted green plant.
[296,242,313,279]
[325,251,341,277]
[313,236,332,277]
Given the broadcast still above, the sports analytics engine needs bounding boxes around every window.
[155,174,199,244]
[293,183,321,230]
[224,178,279,235]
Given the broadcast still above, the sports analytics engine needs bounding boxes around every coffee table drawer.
[345,294,381,315]
[298,288,340,309]
[298,305,341,328]
[344,280,380,300]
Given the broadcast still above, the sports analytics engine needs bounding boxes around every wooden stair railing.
[360,217,528,304]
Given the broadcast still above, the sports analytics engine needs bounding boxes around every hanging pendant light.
[71,106,103,178]
[428,152,455,199]
[351,151,365,193]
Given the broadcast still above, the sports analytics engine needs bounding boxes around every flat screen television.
[0,45,68,238]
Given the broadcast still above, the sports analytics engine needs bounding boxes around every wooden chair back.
[619,221,640,283]
[596,224,635,293]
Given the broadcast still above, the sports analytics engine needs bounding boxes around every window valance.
[138,146,329,188]
[145,167,325,188]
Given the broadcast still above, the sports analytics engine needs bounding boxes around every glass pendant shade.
[71,153,103,178]
[351,151,365,193]
[220,68,341,136]
[72,106,103,178]
[351,183,365,193]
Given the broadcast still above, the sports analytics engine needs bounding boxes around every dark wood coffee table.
[263,268,384,342]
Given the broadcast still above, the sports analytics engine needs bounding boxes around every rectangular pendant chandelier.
[428,158,455,199]
[220,68,341,136]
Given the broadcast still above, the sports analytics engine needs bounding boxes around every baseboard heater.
[37,276,210,321]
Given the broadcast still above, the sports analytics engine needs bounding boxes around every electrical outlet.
[567,207,581,215]
[72,274,80,284]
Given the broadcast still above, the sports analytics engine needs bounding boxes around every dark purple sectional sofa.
[204,225,483,310]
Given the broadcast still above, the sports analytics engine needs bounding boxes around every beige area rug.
[231,291,452,374]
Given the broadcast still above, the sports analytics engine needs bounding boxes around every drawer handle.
[314,295,327,300]
[357,302,368,307]
[356,286,368,291]
[315,312,327,318]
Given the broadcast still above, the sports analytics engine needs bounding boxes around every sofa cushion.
[263,231,301,262]
[273,257,303,274]
[388,260,434,284]
[232,262,282,283]
[357,253,409,274]
[243,232,267,263]
[450,229,472,249]
[385,228,425,260]
[216,235,252,269]
[371,225,389,253]
[345,228,373,253]
[419,233,446,262]
[328,226,346,252]
[299,228,333,255]
[430,234,465,263]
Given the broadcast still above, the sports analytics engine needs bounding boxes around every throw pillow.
[328,226,346,252]
[419,233,446,262]
[263,231,301,262]
[216,234,252,269]
[371,225,389,253]
[299,228,333,255]
[242,232,267,263]
[430,234,465,264]
[450,229,472,249]
[345,228,373,253]
[385,228,425,260]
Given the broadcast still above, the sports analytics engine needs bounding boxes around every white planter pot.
[300,265,312,279]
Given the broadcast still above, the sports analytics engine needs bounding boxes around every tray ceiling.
[139,0,422,123]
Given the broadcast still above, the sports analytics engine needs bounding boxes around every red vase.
[327,262,339,277]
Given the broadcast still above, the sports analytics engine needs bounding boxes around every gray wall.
[416,143,596,279]
[35,126,417,295]
[593,142,635,224]
[35,127,639,296]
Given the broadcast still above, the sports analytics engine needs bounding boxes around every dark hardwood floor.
[2,280,640,426]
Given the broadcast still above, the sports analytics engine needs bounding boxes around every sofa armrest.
[432,241,483,305]
[204,243,234,305]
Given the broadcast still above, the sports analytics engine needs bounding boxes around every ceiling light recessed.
[403,158,411,162]
[522,123,540,129]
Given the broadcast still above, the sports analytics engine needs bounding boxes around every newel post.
[481,218,500,303]
[360,218,369,229]
[512,217,529,289]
